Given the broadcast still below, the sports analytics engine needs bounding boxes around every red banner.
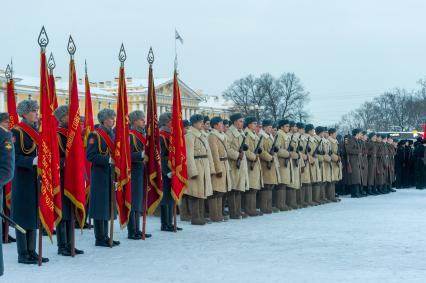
[38,50,62,240]
[169,71,188,201]
[63,59,87,229]
[5,79,19,210]
[114,66,132,227]
[48,72,58,110]
[83,73,94,203]
[144,64,163,214]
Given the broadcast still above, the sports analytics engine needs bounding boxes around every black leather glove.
[242,144,249,151]
[256,148,263,154]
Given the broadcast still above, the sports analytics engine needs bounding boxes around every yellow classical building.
[0,69,232,121]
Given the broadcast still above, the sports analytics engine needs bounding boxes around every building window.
[98,101,101,110]
[28,94,32,100]
[65,98,69,105]
[108,102,111,109]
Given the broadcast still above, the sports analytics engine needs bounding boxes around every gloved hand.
[167,172,172,179]
[32,157,38,166]
[216,172,223,178]
[109,157,115,165]
[141,151,145,158]
[242,144,249,151]
[273,146,279,153]
[256,148,263,154]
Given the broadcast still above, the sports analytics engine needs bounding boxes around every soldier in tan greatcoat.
[208,117,232,222]
[259,119,280,214]
[298,123,314,206]
[185,114,216,225]
[243,116,264,216]
[327,128,342,202]
[345,128,363,198]
[275,119,293,211]
[226,113,249,219]
[319,127,332,203]
[307,125,322,205]
[286,121,304,208]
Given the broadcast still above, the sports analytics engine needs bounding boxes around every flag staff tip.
[5,64,12,80]
[119,43,126,65]
[38,26,49,48]
[48,53,56,71]
[67,35,76,58]
[85,59,88,75]
[147,47,154,65]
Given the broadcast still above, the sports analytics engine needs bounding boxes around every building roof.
[199,95,234,111]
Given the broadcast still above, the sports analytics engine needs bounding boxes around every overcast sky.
[3,0,426,125]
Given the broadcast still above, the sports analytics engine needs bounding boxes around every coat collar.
[229,125,243,137]
[190,126,202,138]
[211,129,225,141]
[244,128,256,140]
[259,129,270,139]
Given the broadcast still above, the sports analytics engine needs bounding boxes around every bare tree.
[223,75,262,116]
[276,73,310,121]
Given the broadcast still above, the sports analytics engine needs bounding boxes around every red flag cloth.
[38,50,62,240]
[423,123,426,138]
[144,64,163,214]
[114,66,132,227]
[169,71,188,201]
[4,79,19,210]
[63,59,87,229]
[83,73,94,201]
[48,72,58,110]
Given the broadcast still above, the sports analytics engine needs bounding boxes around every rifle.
[266,134,279,169]
[250,135,264,170]
[236,132,248,169]
[0,211,26,234]
[284,134,294,168]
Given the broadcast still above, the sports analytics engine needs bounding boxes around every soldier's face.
[248,122,257,131]
[282,125,290,133]
[60,115,69,127]
[264,125,272,134]
[214,122,224,133]
[0,120,8,129]
[234,118,244,130]
[24,111,38,123]
[371,135,377,142]
[324,132,329,139]
[298,129,305,134]
[104,117,115,129]
[204,121,210,130]
[133,118,145,129]
[193,121,203,130]
[330,132,337,139]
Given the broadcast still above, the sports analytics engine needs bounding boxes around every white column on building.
[185,108,189,119]
[0,91,5,112]
[157,105,160,114]
[132,104,137,111]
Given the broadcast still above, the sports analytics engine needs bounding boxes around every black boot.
[104,220,120,246]
[351,185,358,198]
[127,212,140,240]
[94,220,108,247]
[161,205,173,232]
[16,230,37,264]
[28,230,49,263]
[57,221,71,256]
[65,221,84,254]
[389,185,396,192]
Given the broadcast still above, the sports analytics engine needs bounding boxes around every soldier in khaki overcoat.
[345,128,363,198]
[207,117,232,222]
[225,113,249,219]
[259,119,280,214]
[299,123,315,206]
[275,119,293,211]
[287,121,304,208]
[185,114,216,225]
[327,128,342,202]
[306,125,322,205]
[243,116,264,216]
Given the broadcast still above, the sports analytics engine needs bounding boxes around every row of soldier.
[0,99,410,269]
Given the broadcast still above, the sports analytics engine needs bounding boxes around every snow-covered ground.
[3,189,426,283]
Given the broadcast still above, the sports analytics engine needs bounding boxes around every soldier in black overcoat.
[128,110,151,239]
[86,109,120,247]
[0,112,15,275]
[159,112,182,232]
[11,100,48,264]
